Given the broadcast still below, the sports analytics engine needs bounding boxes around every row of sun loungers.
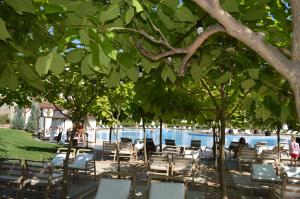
[0,158,63,198]
[92,173,188,199]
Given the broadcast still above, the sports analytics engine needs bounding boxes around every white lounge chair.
[50,148,76,168]
[251,164,281,183]
[94,173,135,199]
[147,176,188,199]
[68,151,96,180]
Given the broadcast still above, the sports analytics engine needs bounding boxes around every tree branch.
[291,0,300,61]
[192,0,293,80]
[200,80,221,112]
[136,25,225,75]
[108,27,171,49]
[227,89,251,118]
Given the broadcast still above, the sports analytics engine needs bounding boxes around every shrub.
[11,106,25,130]
[0,114,10,124]
[26,101,40,133]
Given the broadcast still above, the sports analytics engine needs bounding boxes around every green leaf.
[25,79,45,92]
[100,4,120,23]
[166,66,176,83]
[125,7,135,25]
[0,67,18,89]
[141,58,159,74]
[191,64,202,83]
[126,67,138,82]
[157,7,174,30]
[66,49,84,63]
[81,56,95,76]
[87,54,101,72]
[35,55,50,76]
[175,7,195,22]
[243,6,266,21]
[222,0,239,13]
[248,68,259,79]
[211,48,222,58]
[255,107,271,121]
[19,64,39,81]
[50,0,97,17]
[105,71,120,88]
[49,53,65,74]
[99,45,111,75]
[102,38,117,60]
[89,40,100,67]
[35,52,65,76]
[43,4,65,14]
[5,0,35,13]
[215,71,232,85]
[0,18,11,41]
[201,55,213,67]
[241,79,256,90]
[79,29,90,45]
[161,66,176,83]
[132,0,143,13]
[163,0,178,11]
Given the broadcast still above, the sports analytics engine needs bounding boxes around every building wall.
[0,104,15,120]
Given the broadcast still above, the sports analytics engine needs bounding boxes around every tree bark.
[109,126,112,142]
[276,123,281,154]
[159,118,162,152]
[219,84,227,199]
[60,124,77,199]
[191,0,300,120]
[142,116,147,162]
[291,0,300,61]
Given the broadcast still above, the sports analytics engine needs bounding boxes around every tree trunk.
[219,115,227,198]
[109,126,112,142]
[159,118,163,152]
[276,123,281,154]
[142,117,148,163]
[212,125,217,167]
[60,124,77,199]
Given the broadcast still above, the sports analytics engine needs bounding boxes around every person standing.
[289,135,300,166]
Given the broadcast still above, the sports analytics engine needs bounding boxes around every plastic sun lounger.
[50,148,76,168]
[147,176,188,199]
[251,164,281,183]
[95,174,135,199]
[68,152,96,180]
[24,160,63,198]
[0,158,25,198]
[165,139,176,146]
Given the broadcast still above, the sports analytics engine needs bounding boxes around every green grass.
[0,128,59,161]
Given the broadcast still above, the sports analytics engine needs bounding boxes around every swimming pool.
[93,128,289,148]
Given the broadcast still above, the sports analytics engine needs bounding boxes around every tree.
[1,1,300,198]
[11,105,25,130]
[26,101,39,133]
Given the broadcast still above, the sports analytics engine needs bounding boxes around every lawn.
[0,128,59,161]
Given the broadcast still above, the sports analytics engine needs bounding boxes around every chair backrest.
[149,153,169,163]
[103,141,117,152]
[73,153,94,167]
[76,148,94,155]
[51,153,66,167]
[0,158,24,177]
[25,160,51,180]
[191,140,201,148]
[149,181,185,199]
[120,137,132,144]
[165,139,176,146]
[57,148,76,158]
[95,178,132,199]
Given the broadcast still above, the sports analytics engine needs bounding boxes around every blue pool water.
[95,129,288,148]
